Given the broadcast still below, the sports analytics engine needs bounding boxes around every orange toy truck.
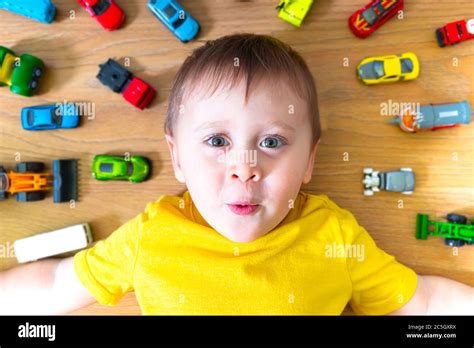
[0,160,77,203]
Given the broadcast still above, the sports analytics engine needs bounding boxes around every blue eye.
[260,136,285,148]
[206,135,229,147]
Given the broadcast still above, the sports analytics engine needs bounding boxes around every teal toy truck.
[416,213,474,247]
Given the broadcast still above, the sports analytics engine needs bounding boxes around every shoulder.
[299,191,364,243]
[299,191,354,221]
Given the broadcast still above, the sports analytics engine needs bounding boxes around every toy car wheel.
[363,189,374,196]
[28,80,39,90]
[444,238,465,247]
[33,67,43,77]
[16,191,46,202]
[446,213,468,225]
[363,168,373,174]
[0,191,7,201]
[16,162,45,173]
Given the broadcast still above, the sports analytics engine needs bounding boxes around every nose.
[229,162,262,183]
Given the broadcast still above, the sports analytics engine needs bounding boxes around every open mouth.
[227,203,260,216]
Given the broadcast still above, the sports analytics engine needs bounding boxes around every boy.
[0,34,472,315]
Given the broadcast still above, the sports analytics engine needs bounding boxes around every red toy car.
[348,0,403,38]
[77,0,125,31]
[436,19,474,47]
[97,59,156,110]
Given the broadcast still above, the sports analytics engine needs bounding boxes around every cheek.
[261,151,308,202]
[181,148,226,185]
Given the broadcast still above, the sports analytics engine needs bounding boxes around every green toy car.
[0,46,45,97]
[92,155,151,183]
[416,213,474,247]
[276,0,314,27]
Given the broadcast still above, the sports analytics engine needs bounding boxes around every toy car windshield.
[26,110,34,126]
[373,61,384,78]
[99,163,113,173]
[456,23,464,37]
[52,108,62,125]
[401,58,414,73]
[163,3,178,18]
[90,0,111,16]
[362,2,391,26]
[161,3,186,29]
[172,15,186,29]
[126,162,133,175]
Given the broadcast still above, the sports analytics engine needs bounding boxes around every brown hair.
[165,33,321,144]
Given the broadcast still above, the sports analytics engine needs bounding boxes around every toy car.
[390,101,472,133]
[356,52,419,85]
[92,155,150,183]
[0,46,44,97]
[21,104,80,131]
[148,0,200,43]
[0,0,56,24]
[276,0,313,27]
[14,223,93,263]
[349,0,403,38]
[416,213,474,247]
[0,160,78,203]
[362,167,414,196]
[436,19,474,47]
[77,0,125,31]
[97,59,156,110]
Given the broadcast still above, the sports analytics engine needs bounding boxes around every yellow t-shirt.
[74,191,418,315]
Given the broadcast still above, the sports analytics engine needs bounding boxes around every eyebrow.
[194,120,296,133]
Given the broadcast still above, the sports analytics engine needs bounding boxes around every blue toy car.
[21,104,80,131]
[0,0,56,24]
[147,0,200,42]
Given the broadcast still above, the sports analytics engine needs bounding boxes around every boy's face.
[165,80,318,243]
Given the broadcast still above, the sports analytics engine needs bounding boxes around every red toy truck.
[97,59,156,110]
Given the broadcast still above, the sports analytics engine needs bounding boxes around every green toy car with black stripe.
[92,154,151,183]
[0,45,44,97]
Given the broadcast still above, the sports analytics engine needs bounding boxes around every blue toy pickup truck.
[0,0,56,24]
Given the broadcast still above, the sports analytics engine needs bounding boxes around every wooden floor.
[0,0,472,315]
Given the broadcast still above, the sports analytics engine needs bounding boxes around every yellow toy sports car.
[276,0,314,27]
[356,52,419,85]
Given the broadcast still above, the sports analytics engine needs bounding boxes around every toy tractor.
[0,160,78,203]
[416,213,474,247]
[0,45,44,97]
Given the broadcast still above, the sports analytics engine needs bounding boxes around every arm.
[390,275,474,315]
[0,256,96,314]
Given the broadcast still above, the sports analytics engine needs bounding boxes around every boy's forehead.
[183,79,308,129]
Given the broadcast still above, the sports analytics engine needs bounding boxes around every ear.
[165,134,186,183]
[302,140,319,184]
